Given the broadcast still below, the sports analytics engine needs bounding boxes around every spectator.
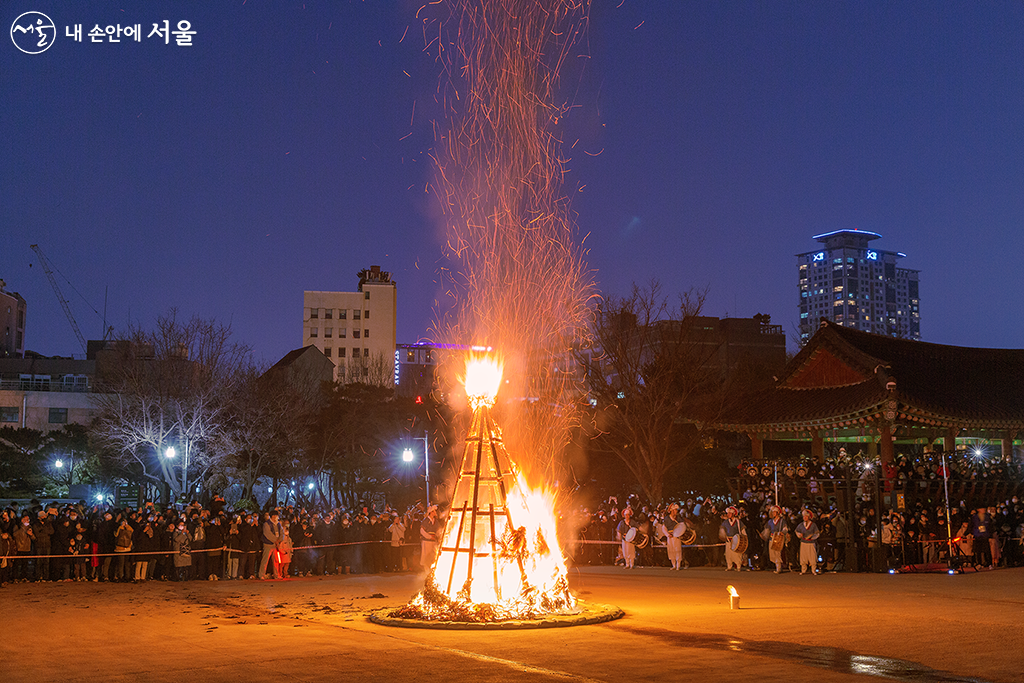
[259,511,281,580]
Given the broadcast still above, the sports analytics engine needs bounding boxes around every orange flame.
[727,585,739,598]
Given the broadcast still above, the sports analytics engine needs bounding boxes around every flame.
[464,356,503,409]
[423,471,574,618]
[389,360,577,622]
[727,585,739,598]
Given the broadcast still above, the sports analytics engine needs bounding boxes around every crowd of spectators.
[733,449,1022,504]
[566,491,1024,573]
[0,495,432,587]
[3,462,1023,587]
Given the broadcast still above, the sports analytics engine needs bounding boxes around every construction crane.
[30,244,87,353]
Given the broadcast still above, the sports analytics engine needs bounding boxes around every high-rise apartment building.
[797,230,919,344]
[0,279,27,359]
[303,266,397,384]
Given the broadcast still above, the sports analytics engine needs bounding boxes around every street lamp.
[52,452,77,493]
[163,445,189,501]
[402,431,431,506]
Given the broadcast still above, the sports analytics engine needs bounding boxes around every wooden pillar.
[811,434,824,464]
[749,434,764,461]
[867,440,878,458]
[879,423,894,466]
[1002,434,1013,460]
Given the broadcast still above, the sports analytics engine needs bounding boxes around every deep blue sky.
[4,1,1023,365]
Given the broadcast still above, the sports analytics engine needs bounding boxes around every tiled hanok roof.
[711,320,1024,432]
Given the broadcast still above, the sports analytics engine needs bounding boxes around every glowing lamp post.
[52,452,77,493]
[163,445,190,501]
[402,431,431,507]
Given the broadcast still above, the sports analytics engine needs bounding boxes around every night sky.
[4,1,1023,365]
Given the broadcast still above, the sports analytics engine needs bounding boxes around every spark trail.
[425,0,596,483]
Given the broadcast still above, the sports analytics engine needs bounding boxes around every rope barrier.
[4,536,1020,561]
[0,539,424,561]
[574,539,728,549]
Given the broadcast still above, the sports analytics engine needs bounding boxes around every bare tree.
[91,310,251,503]
[579,282,722,505]
[338,351,395,389]
[216,358,325,507]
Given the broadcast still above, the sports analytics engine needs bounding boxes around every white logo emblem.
[10,11,56,54]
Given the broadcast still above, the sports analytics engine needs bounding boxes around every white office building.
[303,266,397,384]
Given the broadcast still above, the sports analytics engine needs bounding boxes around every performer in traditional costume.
[663,503,687,570]
[795,508,821,574]
[419,505,440,571]
[719,506,747,571]
[617,507,637,569]
[761,505,789,573]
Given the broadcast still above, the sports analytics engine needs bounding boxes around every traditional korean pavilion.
[710,319,1024,466]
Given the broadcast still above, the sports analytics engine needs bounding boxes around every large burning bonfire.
[389,357,576,622]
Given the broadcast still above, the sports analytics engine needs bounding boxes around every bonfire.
[389,356,576,622]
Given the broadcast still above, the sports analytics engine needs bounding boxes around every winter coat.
[13,524,34,552]
[172,529,192,567]
[134,526,157,554]
[205,522,224,556]
[53,522,72,556]
[32,519,54,551]
[97,519,116,553]
[0,533,14,567]
[277,531,293,563]
[239,522,259,552]
[114,523,134,552]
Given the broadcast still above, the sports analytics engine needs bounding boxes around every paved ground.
[1,566,1021,682]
